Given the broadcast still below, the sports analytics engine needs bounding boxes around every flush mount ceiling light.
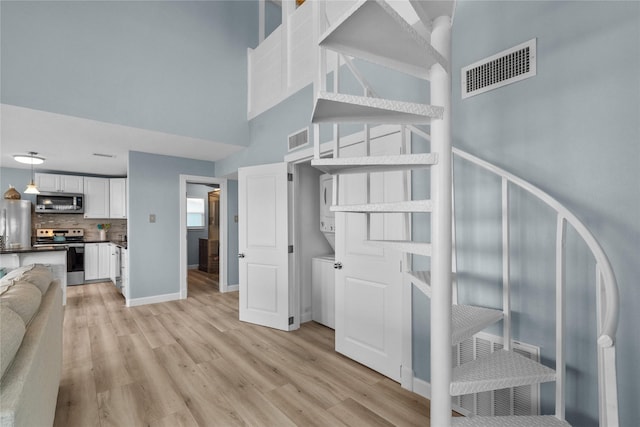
[13,153,45,165]
[22,151,43,194]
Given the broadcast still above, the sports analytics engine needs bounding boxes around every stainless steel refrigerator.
[0,200,32,250]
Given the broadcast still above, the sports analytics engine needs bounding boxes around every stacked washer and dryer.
[311,174,336,329]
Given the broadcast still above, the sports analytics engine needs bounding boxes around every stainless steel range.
[34,228,85,285]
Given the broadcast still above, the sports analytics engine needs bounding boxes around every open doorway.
[179,174,228,299]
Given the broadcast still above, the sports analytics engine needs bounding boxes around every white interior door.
[238,162,292,331]
[335,132,406,381]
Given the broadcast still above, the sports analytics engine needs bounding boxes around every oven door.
[67,244,85,285]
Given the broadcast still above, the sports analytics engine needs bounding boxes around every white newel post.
[430,15,453,427]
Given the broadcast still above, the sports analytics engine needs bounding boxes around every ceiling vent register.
[461,38,536,99]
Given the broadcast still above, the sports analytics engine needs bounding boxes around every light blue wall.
[265,0,281,39]
[128,151,215,299]
[442,1,638,425]
[186,183,211,266]
[1,0,257,145]
[215,85,315,177]
[0,168,37,205]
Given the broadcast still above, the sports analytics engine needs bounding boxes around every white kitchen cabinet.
[311,255,335,329]
[85,242,111,281]
[84,177,110,218]
[35,173,84,193]
[109,244,121,286]
[98,243,111,279]
[84,243,99,280]
[109,178,127,219]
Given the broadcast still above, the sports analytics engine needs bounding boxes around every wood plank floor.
[54,271,432,426]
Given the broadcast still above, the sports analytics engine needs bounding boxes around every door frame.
[284,124,414,389]
[179,174,229,298]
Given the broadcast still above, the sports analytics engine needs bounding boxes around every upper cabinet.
[84,177,110,219]
[35,173,84,193]
[109,178,127,219]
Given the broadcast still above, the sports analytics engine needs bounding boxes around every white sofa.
[0,264,63,427]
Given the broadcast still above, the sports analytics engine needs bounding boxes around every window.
[187,197,205,229]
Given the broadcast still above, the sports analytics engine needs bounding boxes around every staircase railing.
[453,147,620,426]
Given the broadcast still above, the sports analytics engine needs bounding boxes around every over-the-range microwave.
[35,192,84,214]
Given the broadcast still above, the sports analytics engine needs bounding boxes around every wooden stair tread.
[451,349,556,396]
[311,92,443,125]
[311,153,437,175]
[452,415,571,427]
[319,0,448,79]
[331,200,433,213]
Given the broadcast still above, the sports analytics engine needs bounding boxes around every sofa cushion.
[0,265,36,289]
[0,264,52,295]
[14,266,52,294]
[0,282,42,325]
[0,305,26,379]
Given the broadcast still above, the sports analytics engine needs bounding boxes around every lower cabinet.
[85,243,111,281]
[311,255,336,329]
[109,244,121,286]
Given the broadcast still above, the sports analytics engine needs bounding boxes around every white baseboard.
[224,284,239,292]
[188,264,199,270]
[411,376,470,417]
[301,312,312,324]
[413,376,432,399]
[126,292,181,307]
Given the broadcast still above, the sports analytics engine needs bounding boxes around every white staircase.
[310,1,620,426]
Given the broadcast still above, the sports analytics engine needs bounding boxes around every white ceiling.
[0,104,244,177]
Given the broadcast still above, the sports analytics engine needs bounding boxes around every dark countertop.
[1,246,68,255]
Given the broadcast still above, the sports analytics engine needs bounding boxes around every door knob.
[238,253,245,258]
[333,262,343,270]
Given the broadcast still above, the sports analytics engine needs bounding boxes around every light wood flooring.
[54,271,432,426]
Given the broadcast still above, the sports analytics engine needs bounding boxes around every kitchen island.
[0,246,68,304]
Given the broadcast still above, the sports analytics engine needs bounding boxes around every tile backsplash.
[33,213,127,241]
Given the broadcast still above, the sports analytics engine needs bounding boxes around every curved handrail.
[452,147,620,347]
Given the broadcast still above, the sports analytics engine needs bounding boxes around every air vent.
[452,332,541,416]
[288,127,309,152]
[461,39,536,99]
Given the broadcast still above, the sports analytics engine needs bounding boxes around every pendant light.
[21,152,43,194]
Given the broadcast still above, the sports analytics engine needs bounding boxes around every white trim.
[126,292,181,307]
[412,376,471,417]
[413,376,431,399]
[401,127,414,391]
[179,175,229,300]
[301,312,312,324]
[188,264,199,270]
[226,284,239,292]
